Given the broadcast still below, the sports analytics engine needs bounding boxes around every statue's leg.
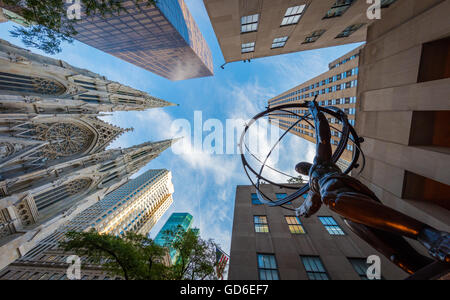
[344,219,433,275]
[321,188,449,263]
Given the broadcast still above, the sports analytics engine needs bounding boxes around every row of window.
[257,254,378,280]
[271,79,358,106]
[329,53,359,69]
[252,211,345,237]
[241,5,306,34]
[242,23,363,53]
[0,269,119,280]
[269,98,357,118]
[270,68,358,104]
[241,0,398,54]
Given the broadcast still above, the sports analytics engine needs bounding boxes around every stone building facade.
[229,184,407,280]
[354,0,450,238]
[203,0,399,63]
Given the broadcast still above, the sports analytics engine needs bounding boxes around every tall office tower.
[0,138,178,270]
[203,0,399,64]
[354,0,449,279]
[154,212,194,265]
[229,184,407,280]
[267,45,362,164]
[0,169,174,280]
[0,0,214,81]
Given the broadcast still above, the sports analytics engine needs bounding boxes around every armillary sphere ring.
[239,99,365,211]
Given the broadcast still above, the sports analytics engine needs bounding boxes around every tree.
[60,230,170,280]
[287,175,305,184]
[2,0,157,54]
[162,227,218,280]
[60,227,220,280]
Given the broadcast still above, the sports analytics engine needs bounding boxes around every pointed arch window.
[0,72,65,95]
[34,178,92,211]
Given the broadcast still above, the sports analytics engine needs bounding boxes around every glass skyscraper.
[0,0,213,81]
[154,212,194,265]
[72,0,213,81]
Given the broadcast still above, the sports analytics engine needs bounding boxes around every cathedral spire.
[121,138,182,175]
[0,38,178,114]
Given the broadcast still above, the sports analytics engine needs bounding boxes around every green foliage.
[60,227,219,280]
[3,0,157,54]
[161,226,218,280]
[287,175,305,184]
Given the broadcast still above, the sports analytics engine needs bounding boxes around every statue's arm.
[309,102,333,164]
[296,191,322,218]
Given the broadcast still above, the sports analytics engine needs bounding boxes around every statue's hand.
[296,205,309,217]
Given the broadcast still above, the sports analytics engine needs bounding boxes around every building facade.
[0,169,174,280]
[268,45,362,163]
[354,0,450,237]
[0,0,214,81]
[203,0,399,64]
[229,184,407,280]
[154,212,194,265]
[0,38,178,269]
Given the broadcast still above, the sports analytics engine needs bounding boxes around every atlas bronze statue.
[240,99,449,275]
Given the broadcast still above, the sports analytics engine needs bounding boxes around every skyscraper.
[0,38,179,269]
[0,0,214,81]
[154,212,194,265]
[203,0,399,64]
[229,184,407,280]
[267,45,362,164]
[0,169,175,280]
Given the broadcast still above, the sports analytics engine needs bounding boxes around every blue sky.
[0,0,363,254]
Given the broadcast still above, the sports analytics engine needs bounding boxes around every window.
[285,216,306,234]
[0,72,66,95]
[257,254,279,280]
[323,0,355,19]
[276,193,291,205]
[301,256,330,280]
[48,273,60,280]
[348,258,370,280]
[417,37,450,83]
[336,24,365,38]
[251,193,263,205]
[303,29,326,44]
[254,216,269,233]
[281,5,306,26]
[18,272,31,280]
[272,36,288,49]
[241,42,255,53]
[241,14,259,33]
[319,216,345,235]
